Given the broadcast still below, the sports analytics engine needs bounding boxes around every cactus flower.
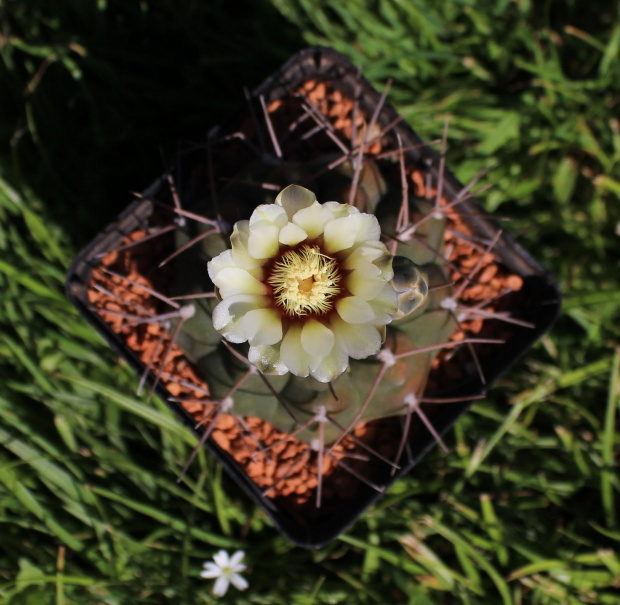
[207,184,398,382]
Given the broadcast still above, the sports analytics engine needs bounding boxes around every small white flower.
[207,185,398,383]
[200,550,248,597]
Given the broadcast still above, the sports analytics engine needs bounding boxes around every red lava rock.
[506,275,524,291]
[183,402,205,415]
[212,431,230,451]
[479,264,498,284]
[216,414,235,431]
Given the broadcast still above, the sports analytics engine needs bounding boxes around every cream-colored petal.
[346,263,386,300]
[247,221,280,259]
[309,336,349,383]
[280,324,312,377]
[292,201,334,239]
[278,222,308,246]
[248,343,288,375]
[242,308,283,346]
[207,252,263,281]
[342,243,384,269]
[249,203,288,227]
[368,283,399,325]
[215,267,267,298]
[275,184,317,219]
[323,201,359,219]
[344,242,393,282]
[230,221,263,270]
[212,294,269,343]
[336,296,376,324]
[207,249,236,282]
[301,319,334,357]
[246,265,265,281]
[330,316,381,359]
[323,216,356,253]
[372,248,394,280]
[351,213,381,243]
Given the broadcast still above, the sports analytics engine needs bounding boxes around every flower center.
[268,245,341,316]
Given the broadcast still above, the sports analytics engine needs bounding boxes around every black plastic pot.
[66,47,561,548]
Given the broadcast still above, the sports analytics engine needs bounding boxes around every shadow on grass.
[0,0,303,246]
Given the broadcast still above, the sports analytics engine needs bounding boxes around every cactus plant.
[195,181,457,450]
[68,48,560,545]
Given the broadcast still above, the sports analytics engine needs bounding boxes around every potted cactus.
[66,47,560,547]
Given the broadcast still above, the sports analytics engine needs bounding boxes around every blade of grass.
[0,465,83,551]
[601,347,619,528]
[339,534,426,575]
[467,358,613,477]
[0,426,83,502]
[87,485,240,549]
[59,375,195,443]
[426,517,513,605]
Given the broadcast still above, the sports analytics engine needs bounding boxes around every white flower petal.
[230,573,249,591]
[215,267,267,298]
[278,222,308,246]
[323,216,356,253]
[248,344,288,375]
[213,575,230,597]
[200,563,222,579]
[280,324,312,377]
[249,203,288,227]
[247,221,280,259]
[309,336,348,383]
[212,294,269,343]
[230,221,263,270]
[207,249,236,282]
[346,263,386,300]
[330,316,381,359]
[242,308,283,346]
[275,184,317,219]
[336,296,376,324]
[229,551,245,569]
[301,319,334,357]
[292,201,334,239]
[212,550,230,568]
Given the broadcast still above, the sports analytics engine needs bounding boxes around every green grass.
[1,1,619,603]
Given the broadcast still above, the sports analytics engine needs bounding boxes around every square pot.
[66,47,561,548]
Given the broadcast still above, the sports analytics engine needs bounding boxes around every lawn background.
[1,1,619,603]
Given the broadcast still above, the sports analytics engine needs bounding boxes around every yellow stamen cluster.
[268,245,341,316]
